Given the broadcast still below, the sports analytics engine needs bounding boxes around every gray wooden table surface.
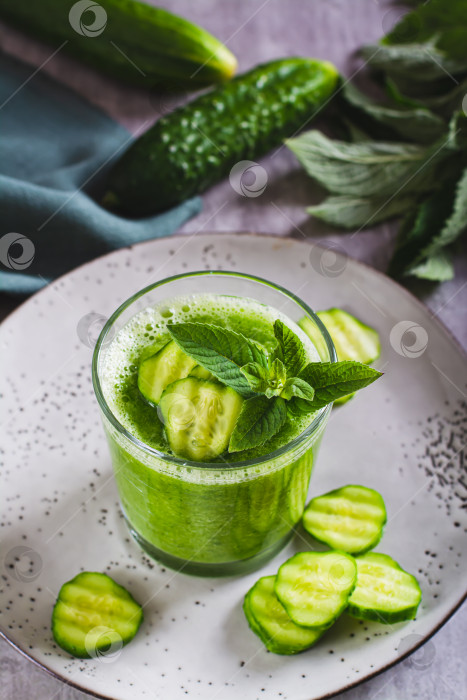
[1,1,466,698]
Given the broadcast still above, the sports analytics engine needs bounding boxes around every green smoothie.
[99,293,329,575]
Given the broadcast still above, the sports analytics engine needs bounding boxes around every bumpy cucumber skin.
[0,0,236,89]
[105,58,339,214]
[302,484,387,555]
[51,572,143,659]
[347,553,422,624]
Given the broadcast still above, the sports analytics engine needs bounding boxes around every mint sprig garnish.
[167,321,382,452]
[280,377,316,402]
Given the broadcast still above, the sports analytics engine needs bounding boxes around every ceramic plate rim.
[1,231,466,700]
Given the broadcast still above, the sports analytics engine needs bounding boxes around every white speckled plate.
[1,233,466,700]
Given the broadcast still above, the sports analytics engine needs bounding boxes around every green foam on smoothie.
[101,294,320,462]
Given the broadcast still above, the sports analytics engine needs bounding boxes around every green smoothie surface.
[101,294,320,463]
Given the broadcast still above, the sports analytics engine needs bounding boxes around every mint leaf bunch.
[168,320,382,453]
[286,0,467,283]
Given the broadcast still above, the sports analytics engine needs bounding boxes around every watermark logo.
[157,393,224,458]
[69,1,107,38]
[4,546,42,583]
[397,634,436,671]
[310,241,348,278]
[77,312,113,349]
[0,232,35,271]
[158,395,196,432]
[390,320,428,358]
[322,553,356,593]
[84,626,123,663]
[229,161,268,198]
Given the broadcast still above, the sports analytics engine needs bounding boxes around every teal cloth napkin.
[0,52,202,295]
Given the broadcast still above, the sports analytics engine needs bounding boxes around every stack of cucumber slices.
[244,484,422,655]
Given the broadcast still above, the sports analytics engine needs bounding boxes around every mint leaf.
[287,126,461,201]
[308,193,416,230]
[280,377,315,402]
[362,41,467,91]
[287,398,316,418]
[265,358,287,398]
[389,166,467,280]
[408,250,454,282]
[383,0,467,64]
[167,322,268,398]
[229,396,287,453]
[241,362,270,393]
[274,320,307,377]
[297,361,382,410]
[242,358,287,398]
[387,77,467,120]
[414,166,467,264]
[341,82,445,145]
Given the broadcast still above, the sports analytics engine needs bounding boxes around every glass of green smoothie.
[92,271,336,576]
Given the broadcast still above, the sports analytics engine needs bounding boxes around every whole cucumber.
[0,0,237,89]
[104,58,339,215]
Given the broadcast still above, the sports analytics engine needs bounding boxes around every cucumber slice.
[347,552,422,624]
[299,309,380,404]
[297,316,329,362]
[275,551,357,628]
[316,309,380,364]
[303,485,387,555]
[137,340,197,405]
[244,576,325,655]
[52,572,143,659]
[159,377,243,461]
[189,365,214,380]
[243,592,267,641]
